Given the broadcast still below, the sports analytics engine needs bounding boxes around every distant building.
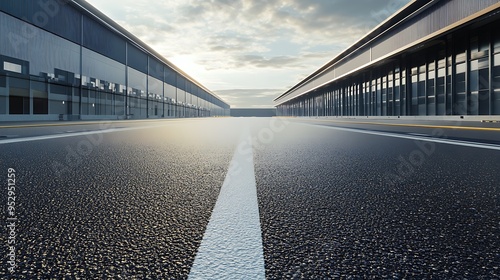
[275,0,500,118]
[230,108,277,117]
[0,0,230,121]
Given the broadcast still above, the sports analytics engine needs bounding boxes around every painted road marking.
[0,118,200,129]
[189,130,265,280]
[291,118,500,132]
[0,124,170,145]
[408,133,430,137]
[308,124,500,151]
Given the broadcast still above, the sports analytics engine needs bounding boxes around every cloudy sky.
[85,0,411,108]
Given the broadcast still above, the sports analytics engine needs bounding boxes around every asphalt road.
[1,117,499,279]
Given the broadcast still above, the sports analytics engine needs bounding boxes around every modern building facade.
[275,0,500,118]
[230,108,277,117]
[0,0,230,121]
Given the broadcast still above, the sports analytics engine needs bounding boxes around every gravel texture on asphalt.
[254,123,499,279]
[0,122,236,279]
[1,119,498,279]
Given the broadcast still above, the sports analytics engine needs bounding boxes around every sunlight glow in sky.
[85,0,411,108]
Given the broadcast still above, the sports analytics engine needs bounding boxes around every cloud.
[215,88,283,108]
[232,54,302,68]
[85,0,411,107]
[89,0,409,64]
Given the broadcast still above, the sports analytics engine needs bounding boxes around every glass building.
[0,0,230,121]
[275,0,500,118]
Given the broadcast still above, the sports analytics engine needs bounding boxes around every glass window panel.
[400,68,406,116]
[140,98,148,118]
[470,36,479,53]
[382,77,387,116]
[127,67,147,97]
[49,99,67,114]
[438,58,446,69]
[96,91,107,115]
[0,95,7,114]
[455,62,467,115]
[115,94,125,116]
[419,65,428,115]
[192,96,199,108]
[446,58,453,115]
[31,80,48,114]
[478,89,489,115]
[9,77,30,115]
[72,99,79,115]
[0,14,81,79]
[187,92,193,106]
[9,96,29,114]
[148,76,163,96]
[437,68,445,115]
[411,71,418,115]
[456,72,466,93]
[9,77,29,91]
[477,55,490,115]
[0,74,5,114]
[164,83,176,101]
[4,61,22,73]
[147,100,160,117]
[394,85,400,116]
[177,89,186,104]
[427,66,435,116]
[8,77,30,115]
[51,84,71,96]
[455,52,466,63]
[129,96,139,117]
[376,78,381,115]
[493,54,500,114]
[82,48,126,88]
[469,91,479,115]
[470,61,479,92]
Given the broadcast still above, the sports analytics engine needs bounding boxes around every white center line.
[189,130,265,280]
[307,124,500,151]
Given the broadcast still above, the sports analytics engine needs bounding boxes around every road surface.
[1,118,499,279]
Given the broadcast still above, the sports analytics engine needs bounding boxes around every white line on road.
[0,124,168,145]
[308,124,500,151]
[407,133,430,137]
[189,129,265,280]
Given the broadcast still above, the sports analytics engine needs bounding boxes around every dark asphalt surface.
[1,118,499,279]
[1,119,238,278]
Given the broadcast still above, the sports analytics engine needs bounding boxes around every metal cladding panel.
[371,0,500,60]
[83,15,126,64]
[164,66,176,86]
[148,57,164,81]
[0,0,81,44]
[335,49,371,78]
[127,43,148,74]
[177,74,187,91]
